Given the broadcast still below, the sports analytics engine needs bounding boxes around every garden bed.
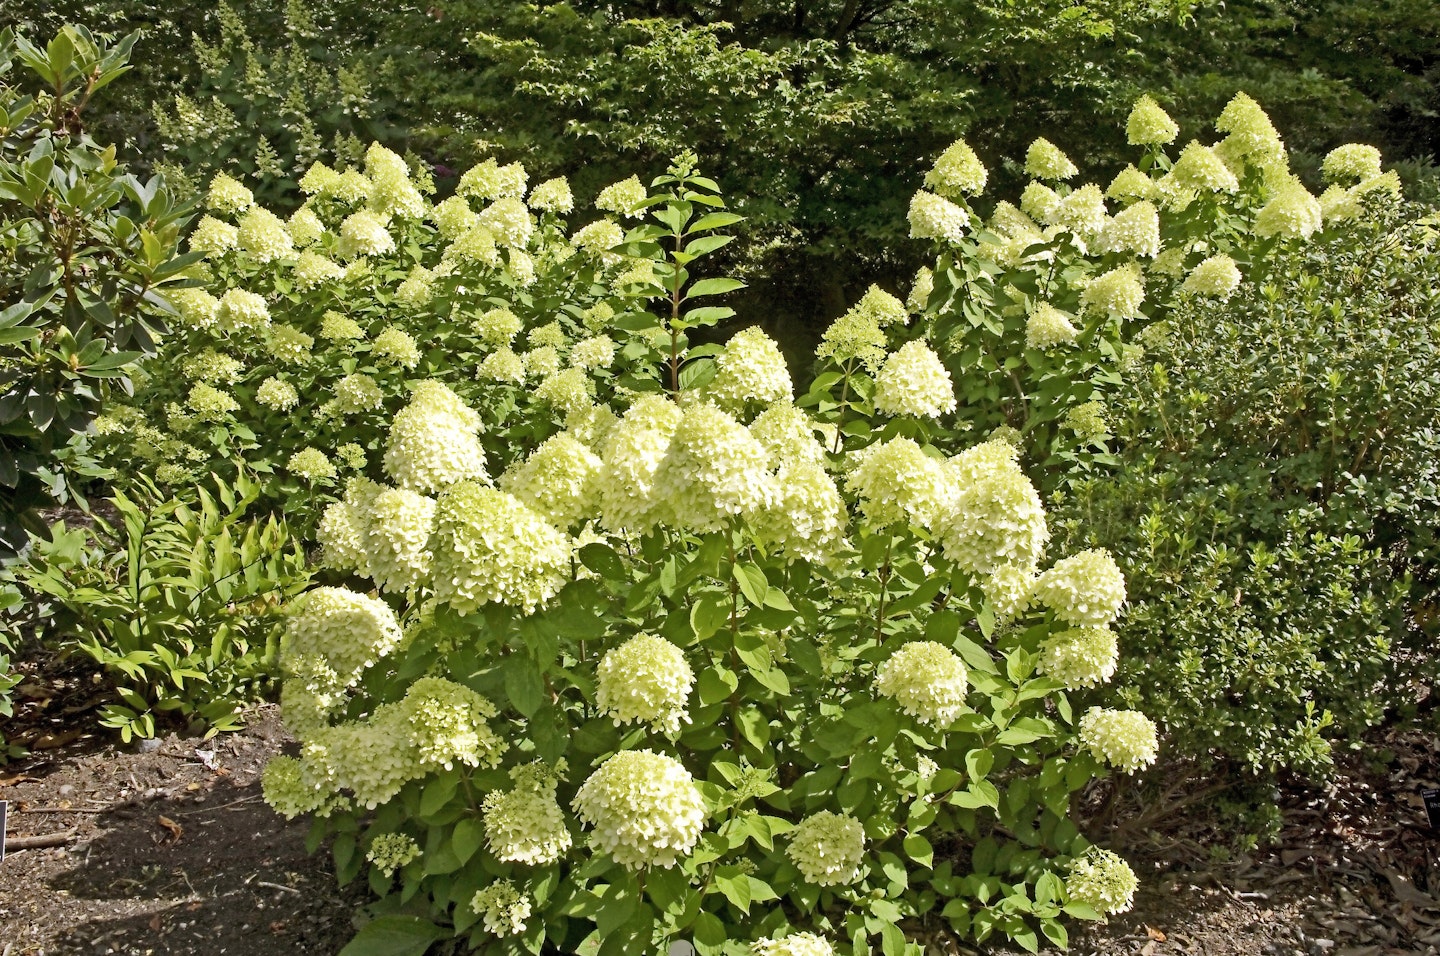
[2,673,1436,956]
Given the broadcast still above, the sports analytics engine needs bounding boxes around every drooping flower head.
[1322,143,1383,184]
[1026,302,1079,351]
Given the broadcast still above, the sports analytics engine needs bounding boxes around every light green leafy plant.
[17,473,311,740]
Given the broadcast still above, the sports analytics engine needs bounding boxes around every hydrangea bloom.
[333,373,384,414]
[166,287,221,329]
[1126,94,1179,146]
[288,447,336,482]
[186,382,239,421]
[1054,183,1108,240]
[573,750,706,868]
[650,403,779,533]
[256,376,299,411]
[237,208,294,263]
[1020,182,1062,222]
[1322,143,1383,184]
[1066,848,1138,915]
[1168,141,1239,193]
[1254,178,1323,240]
[458,158,528,202]
[1064,400,1108,440]
[1098,200,1160,258]
[908,191,970,243]
[926,139,987,197]
[939,457,1047,576]
[431,195,481,239]
[182,348,243,384]
[471,880,531,936]
[431,483,571,614]
[478,348,526,383]
[845,437,954,530]
[1080,265,1145,318]
[363,487,436,593]
[598,395,683,533]
[320,311,365,343]
[853,284,910,329]
[373,327,421,369]
[752,933,835,956]
[472,307,523,349]
[207,172,254,215]
[752,458,848,563]
[706,327,793,414]
[749,404,826,466]
[569,334,616,370]
[524,345,561,378]
[572,220,625,260]
[394,265,435,309]
[874,341,956,418]
[1025,138,1078,180]
[267,324,314,364]
[367,833,420,877]
[281,586,404,688]
[876,641,970,727]
[317,479,383,573]
[507,248,536,285]
[384,391,488,494]
[482,774,573,865]
[293,250,345,290]
[1039,626,1119,688]
[288,207,326,247]
[907,267,934,314]
[788,811,865,886]
[597,635,694,734]
[1182,254,1242,299]
[444,224,500,267]
[364,144,426,220]
[536,367,593,417]
[190,216,239,257]
[1078,707,1159,772]
[1034,549,1126,626]
[500,433,603,529]
[595,175,647,217]
[527,176,574,212]
[479,197,534,248]
[1216,92,1283,161]
[983,563,1036,621]
[1026,302,1079,351]
[1107,165,1158,203]
[337,209,395,258]
[815,308,887,373]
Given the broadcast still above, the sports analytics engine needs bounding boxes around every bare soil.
[3,652,1439,955]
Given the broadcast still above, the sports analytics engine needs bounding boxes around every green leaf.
[691,911,727,956]
[452,816,484,864]
[903,833,934,868]
[507,654,546,718]
[337,916,443,956]
[686,278,745,299]
[688,212,744,232]
[690,593,731,640]
[734,563,767,606]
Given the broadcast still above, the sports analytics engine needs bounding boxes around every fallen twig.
[21,806,106,814]
[4,828,78,851]
[256,880,302,896]
[174,795,260,817]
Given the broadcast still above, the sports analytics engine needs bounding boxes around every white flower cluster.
[1065,847,1139,915]
[845,437,953,530]
[1033,549,1126,626]
[499,433,603,529]
[384,382,489,494]
[482,767,573,865]
[1078,707,1159,772]
[874,341,955,418]
[908,191,970,243]
[937,443,1048,577]
[572,750,706,868]
[876,641,970,727]
[752,933,836,956]
[705,327,793,415]
[431,482,572,614]
[471,880,532,937]
[280,586,404,690]
[1039,626,1119,688]
[1026,302,1079,351]
[787,810,865,886]
[596,634,694,734]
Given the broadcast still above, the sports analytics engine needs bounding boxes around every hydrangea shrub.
[257,165,1159,954]
[892,93,1403,486]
